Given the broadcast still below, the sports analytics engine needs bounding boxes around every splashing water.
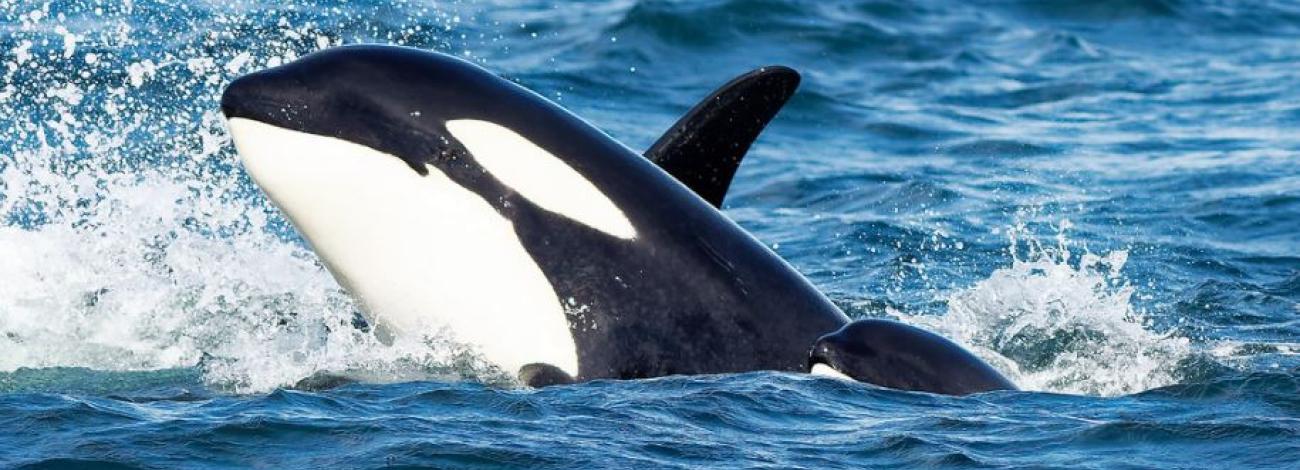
[894,221,1192,396]
[0,0,508,393]
[0,147,510,393]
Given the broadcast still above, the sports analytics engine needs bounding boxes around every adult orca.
[221,45,1015,395]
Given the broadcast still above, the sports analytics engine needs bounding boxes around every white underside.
[810,363,853,381]
[228,117,579,376]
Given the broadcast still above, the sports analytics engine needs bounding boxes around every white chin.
[810,363,853,381]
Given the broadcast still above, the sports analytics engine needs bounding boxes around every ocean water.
[1,0,1298,467]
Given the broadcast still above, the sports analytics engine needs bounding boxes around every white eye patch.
[446,119,637,239]
[810,363,853,381]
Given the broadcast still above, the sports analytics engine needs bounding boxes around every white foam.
[0,140,511,394]
[890,222,1192,396]
[0,0,497,394]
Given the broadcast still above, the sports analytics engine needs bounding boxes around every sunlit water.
[1,0,1298,467]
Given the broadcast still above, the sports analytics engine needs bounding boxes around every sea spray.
[0,0,505,393]
[892,221,1192,396]
[0,150,500,393]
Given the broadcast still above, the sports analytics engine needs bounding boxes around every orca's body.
[222,45,1014,395]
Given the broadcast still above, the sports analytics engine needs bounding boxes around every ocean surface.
[1,0,1298,467]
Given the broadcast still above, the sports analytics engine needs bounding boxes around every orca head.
[218,45,646,378]
[221,45,636,240]
[808,319,1017,395]
[223,45,488,176]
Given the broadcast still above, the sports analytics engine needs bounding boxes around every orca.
[221,45,1015,395]
[809,320,1017,395]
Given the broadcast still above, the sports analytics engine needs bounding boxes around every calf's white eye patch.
[810,363,853,381]
[446,119,637,239]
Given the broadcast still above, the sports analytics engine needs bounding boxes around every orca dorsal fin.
[644,66,800,208]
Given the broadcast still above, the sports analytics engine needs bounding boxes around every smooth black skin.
[222,45,849,382]
[644,66,800,208]
[518,363,576,387]
[292,372,358,391]
[222,45,1015,395]
[811,320,1017,395]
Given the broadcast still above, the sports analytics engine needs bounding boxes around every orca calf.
[221,45,1015,395]
[810,320,1016,395]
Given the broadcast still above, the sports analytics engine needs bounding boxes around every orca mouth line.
[220,95,305,124]
[223,98,459,177]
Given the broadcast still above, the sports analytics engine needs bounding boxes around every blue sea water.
[1,0,1298,467]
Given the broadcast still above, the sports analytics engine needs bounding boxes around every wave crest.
[894,221,1193,396]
